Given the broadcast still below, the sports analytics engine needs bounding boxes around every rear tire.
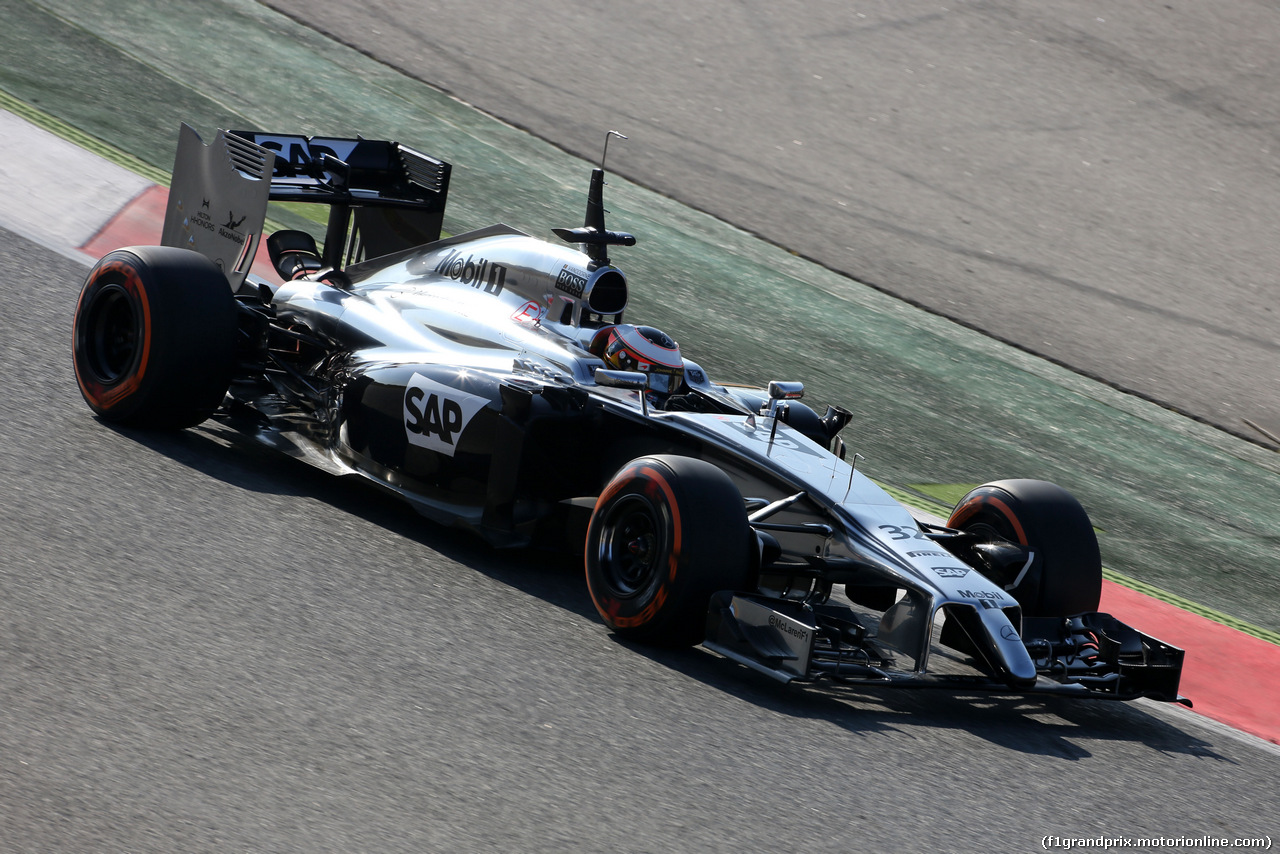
[947,479,1102,617]
[585,455,751,647]
[73,246,237,428]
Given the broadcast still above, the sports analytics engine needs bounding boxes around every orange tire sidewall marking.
[949,493,1028,546]
[587,461,684,629]
[73,257,153,411]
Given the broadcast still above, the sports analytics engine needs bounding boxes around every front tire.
[72,246,237,428]
[585,455,751,647]
[948,479,1102,617]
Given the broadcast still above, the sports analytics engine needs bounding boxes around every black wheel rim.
[967,519,1011,545]
[597,494,668,599]
[81,283,140,385]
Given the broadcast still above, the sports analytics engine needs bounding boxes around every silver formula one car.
[72,125,1186,703]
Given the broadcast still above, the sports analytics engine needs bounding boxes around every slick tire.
[73,246,237,429]
[948,479,1102,618]
[585,455,750,647]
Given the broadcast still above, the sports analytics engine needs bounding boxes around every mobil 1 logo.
[403,373,491,457]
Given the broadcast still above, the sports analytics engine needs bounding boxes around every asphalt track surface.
[2,222,1279,850]
[2,1,1280,850]
[258,0,1280,449]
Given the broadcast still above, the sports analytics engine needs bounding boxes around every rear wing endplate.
[162,123,275,291]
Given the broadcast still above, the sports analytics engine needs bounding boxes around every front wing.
[704,592,1188,704]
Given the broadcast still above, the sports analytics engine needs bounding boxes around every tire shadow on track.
[103,417,1231,764]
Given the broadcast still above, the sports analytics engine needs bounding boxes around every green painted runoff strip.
[0,87,169,186]
[3,0,1278,636]
[903,483,976,509]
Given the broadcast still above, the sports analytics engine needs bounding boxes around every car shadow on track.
[114,419,1230,764]
[107,418,601,612]
[622,641,1231,762]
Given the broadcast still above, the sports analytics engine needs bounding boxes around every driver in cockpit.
[589,324,687,405]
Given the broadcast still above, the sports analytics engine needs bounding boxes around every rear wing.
[229,130,451,268]
[162,124,452,289]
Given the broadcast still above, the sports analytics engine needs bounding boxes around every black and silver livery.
[71,125,1186,705]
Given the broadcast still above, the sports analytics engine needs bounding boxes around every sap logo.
[406,389,462,443]
[931,566,970,578]
[251,136,359,179]
[434,248,507,295]
[403,373,490,457]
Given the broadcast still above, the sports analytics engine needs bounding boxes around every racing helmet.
[598,324,685,394]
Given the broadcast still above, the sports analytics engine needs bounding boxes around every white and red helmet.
[595,325,685,394]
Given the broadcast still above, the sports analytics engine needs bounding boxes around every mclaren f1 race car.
[72,124,1186,704]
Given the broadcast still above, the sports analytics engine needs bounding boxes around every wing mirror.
[595,369,649,390]
[767,381,804,401]
[761,381,804,418]
[594,368,652,415]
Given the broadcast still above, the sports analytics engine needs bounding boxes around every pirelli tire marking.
[950,494,1029,545]
[590,461,684,631]
[73,258,154,411]
[403,373,490,456]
